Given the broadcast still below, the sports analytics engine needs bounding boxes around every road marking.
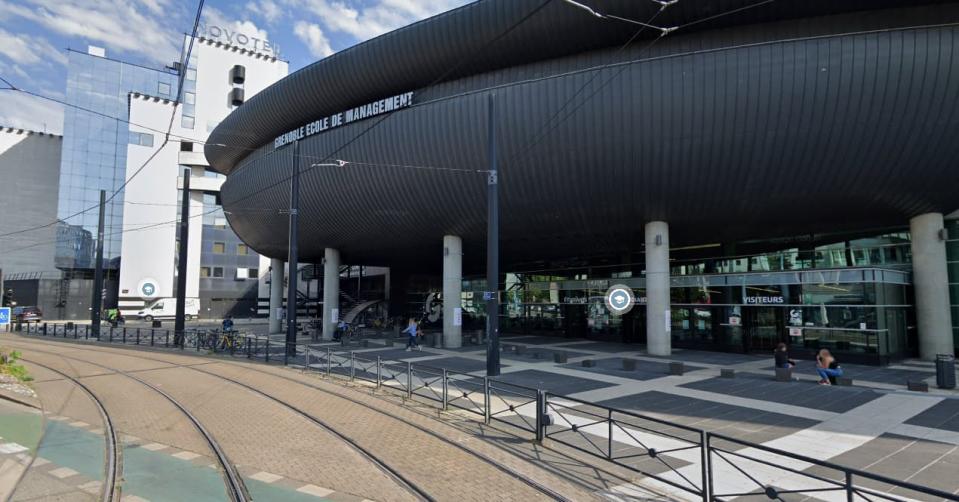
[0,443,28,454]
[249,471,283,483]
[296,484,335,497]
[171,451,200,461]
[48,466,79,479]
[139,442,167,451]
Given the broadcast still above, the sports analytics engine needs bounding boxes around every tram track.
[18,358,121,502]
[19,351,251,502]
[7,336,583,501]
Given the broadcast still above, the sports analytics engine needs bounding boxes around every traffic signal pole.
[486,93,501,376]
[91,190,106,338]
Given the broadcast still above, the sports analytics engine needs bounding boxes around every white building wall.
[0,128,62,278]
[119,34,287,316]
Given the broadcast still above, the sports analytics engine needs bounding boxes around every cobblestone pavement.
[2,335,628,502]
[9,329,959,500]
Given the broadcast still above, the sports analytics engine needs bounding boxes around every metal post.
[265,338,270,362]
[122,327,126,344]
[535,389,545,443]
[150,329,154,346]
[484,377,491,424]
[135,328,139,345]
[705,432,714,502]
[486,93,501,376]
[407,361,413,399]
[175,168,190,345]
[608,408,614,459]
[327,347,332,377]
[305,345,311,370]
[350,352,355,381]
[286,139,300,361]
[108,326,113,342]
[845,472,853,502]
[42,322,47,335]
[85,324,89,339]
[376,356,382,388]
[442,369,449,411]
[91,189,105,338]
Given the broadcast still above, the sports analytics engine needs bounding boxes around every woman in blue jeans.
[816,348,843,385]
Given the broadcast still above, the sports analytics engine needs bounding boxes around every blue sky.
[0,0,471,134]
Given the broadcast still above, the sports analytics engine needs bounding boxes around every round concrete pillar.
[442,235,463,348]
[268,258,283,334]
[322,248,340,341]
[645,221,671,356]
[910,213,954,360]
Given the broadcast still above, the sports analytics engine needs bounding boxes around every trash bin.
[936,354,956,389]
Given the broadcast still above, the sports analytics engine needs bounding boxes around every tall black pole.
[91,190,106,337]
[174,169,190,343]
[286,139,300,362]
[486,93,501,376]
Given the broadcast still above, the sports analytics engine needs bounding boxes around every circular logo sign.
[137,278,159,299]
[604,284,635,316]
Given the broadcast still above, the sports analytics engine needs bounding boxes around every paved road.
[2,334,611,502]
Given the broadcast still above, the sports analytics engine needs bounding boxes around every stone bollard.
[721,369,736,378]
[622,358,637,371]
[553,352,568,363]
[669,362,685,376]
[582,359,595,368]
[907,380,928,392]
[774,367,792,382]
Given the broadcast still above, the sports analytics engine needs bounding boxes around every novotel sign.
[199,23,279,58]
[274,91,414,149]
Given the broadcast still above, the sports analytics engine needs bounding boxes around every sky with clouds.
[0,0,472,134]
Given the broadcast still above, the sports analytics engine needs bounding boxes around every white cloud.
[246,0,283,24]
[298,0,469,41]
[0,28,67,67]
[0,0,181,66]
[0,91,64,134]
[293,21,334,58]
[203,6,270,44]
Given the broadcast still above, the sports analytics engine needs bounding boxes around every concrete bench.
[721,369,735,378]
[907,380,929,392]
[553,352,568,363]
[774,367,793,382]
[582,359,596,368]
[622,358,637,371]
[669,362,684,376]
[836,377,853,386]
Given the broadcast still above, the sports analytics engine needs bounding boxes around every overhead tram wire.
[218,0,558,209]
[506,0,778,165]
[0,0,206,240]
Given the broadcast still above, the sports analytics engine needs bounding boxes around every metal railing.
[9,321,958,502]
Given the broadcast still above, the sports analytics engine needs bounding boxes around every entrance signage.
[199,23,280,57]
[789,327,803,338]
[137,278,159,300]
[743,296,784,305]
[453,307,462,327]
[604,284,635,316]
[0,307,9,325]
[274,91,414,149]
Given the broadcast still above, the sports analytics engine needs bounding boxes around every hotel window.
[184,91,195,104]
[200,267,211,278]
[181,114,194,129]
[237,244,248,255]
[235,268,249,280]
[212,267,224,278]
[248,268,258,279]
[128,132,153,147]
[186,68,197,81]
[158,81,171,96]
[212,242,225,254]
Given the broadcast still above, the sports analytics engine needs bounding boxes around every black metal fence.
[9,322,957,502]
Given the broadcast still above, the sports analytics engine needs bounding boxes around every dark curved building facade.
[207,0,959,363]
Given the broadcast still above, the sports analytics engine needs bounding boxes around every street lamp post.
[486,93,500,376]
[286,140,300,363]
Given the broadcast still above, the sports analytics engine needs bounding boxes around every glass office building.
[56,49,178,272]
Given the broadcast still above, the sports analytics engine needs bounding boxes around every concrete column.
[910,213,954,360]
[322,248,340,341]
[645,221,671,356]
[268,258,283,334]
[442,235,463,348]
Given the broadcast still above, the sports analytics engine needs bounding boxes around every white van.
[137,298,200,321]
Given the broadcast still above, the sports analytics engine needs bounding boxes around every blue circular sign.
[604,284,635,316]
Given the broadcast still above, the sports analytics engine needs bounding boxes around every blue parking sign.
[0,307,10,325]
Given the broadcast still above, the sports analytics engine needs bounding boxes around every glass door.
[745,307,786,352]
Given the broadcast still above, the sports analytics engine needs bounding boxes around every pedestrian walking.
[403,317,419,351]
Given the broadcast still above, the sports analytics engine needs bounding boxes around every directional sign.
[604,284,635,316]
[0,307,10,325]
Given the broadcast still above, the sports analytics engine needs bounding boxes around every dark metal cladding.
[209,0,959,271]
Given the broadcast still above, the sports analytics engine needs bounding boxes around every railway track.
[19,358,121,502]
[19,351,251,502]
[8,336,579,501]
